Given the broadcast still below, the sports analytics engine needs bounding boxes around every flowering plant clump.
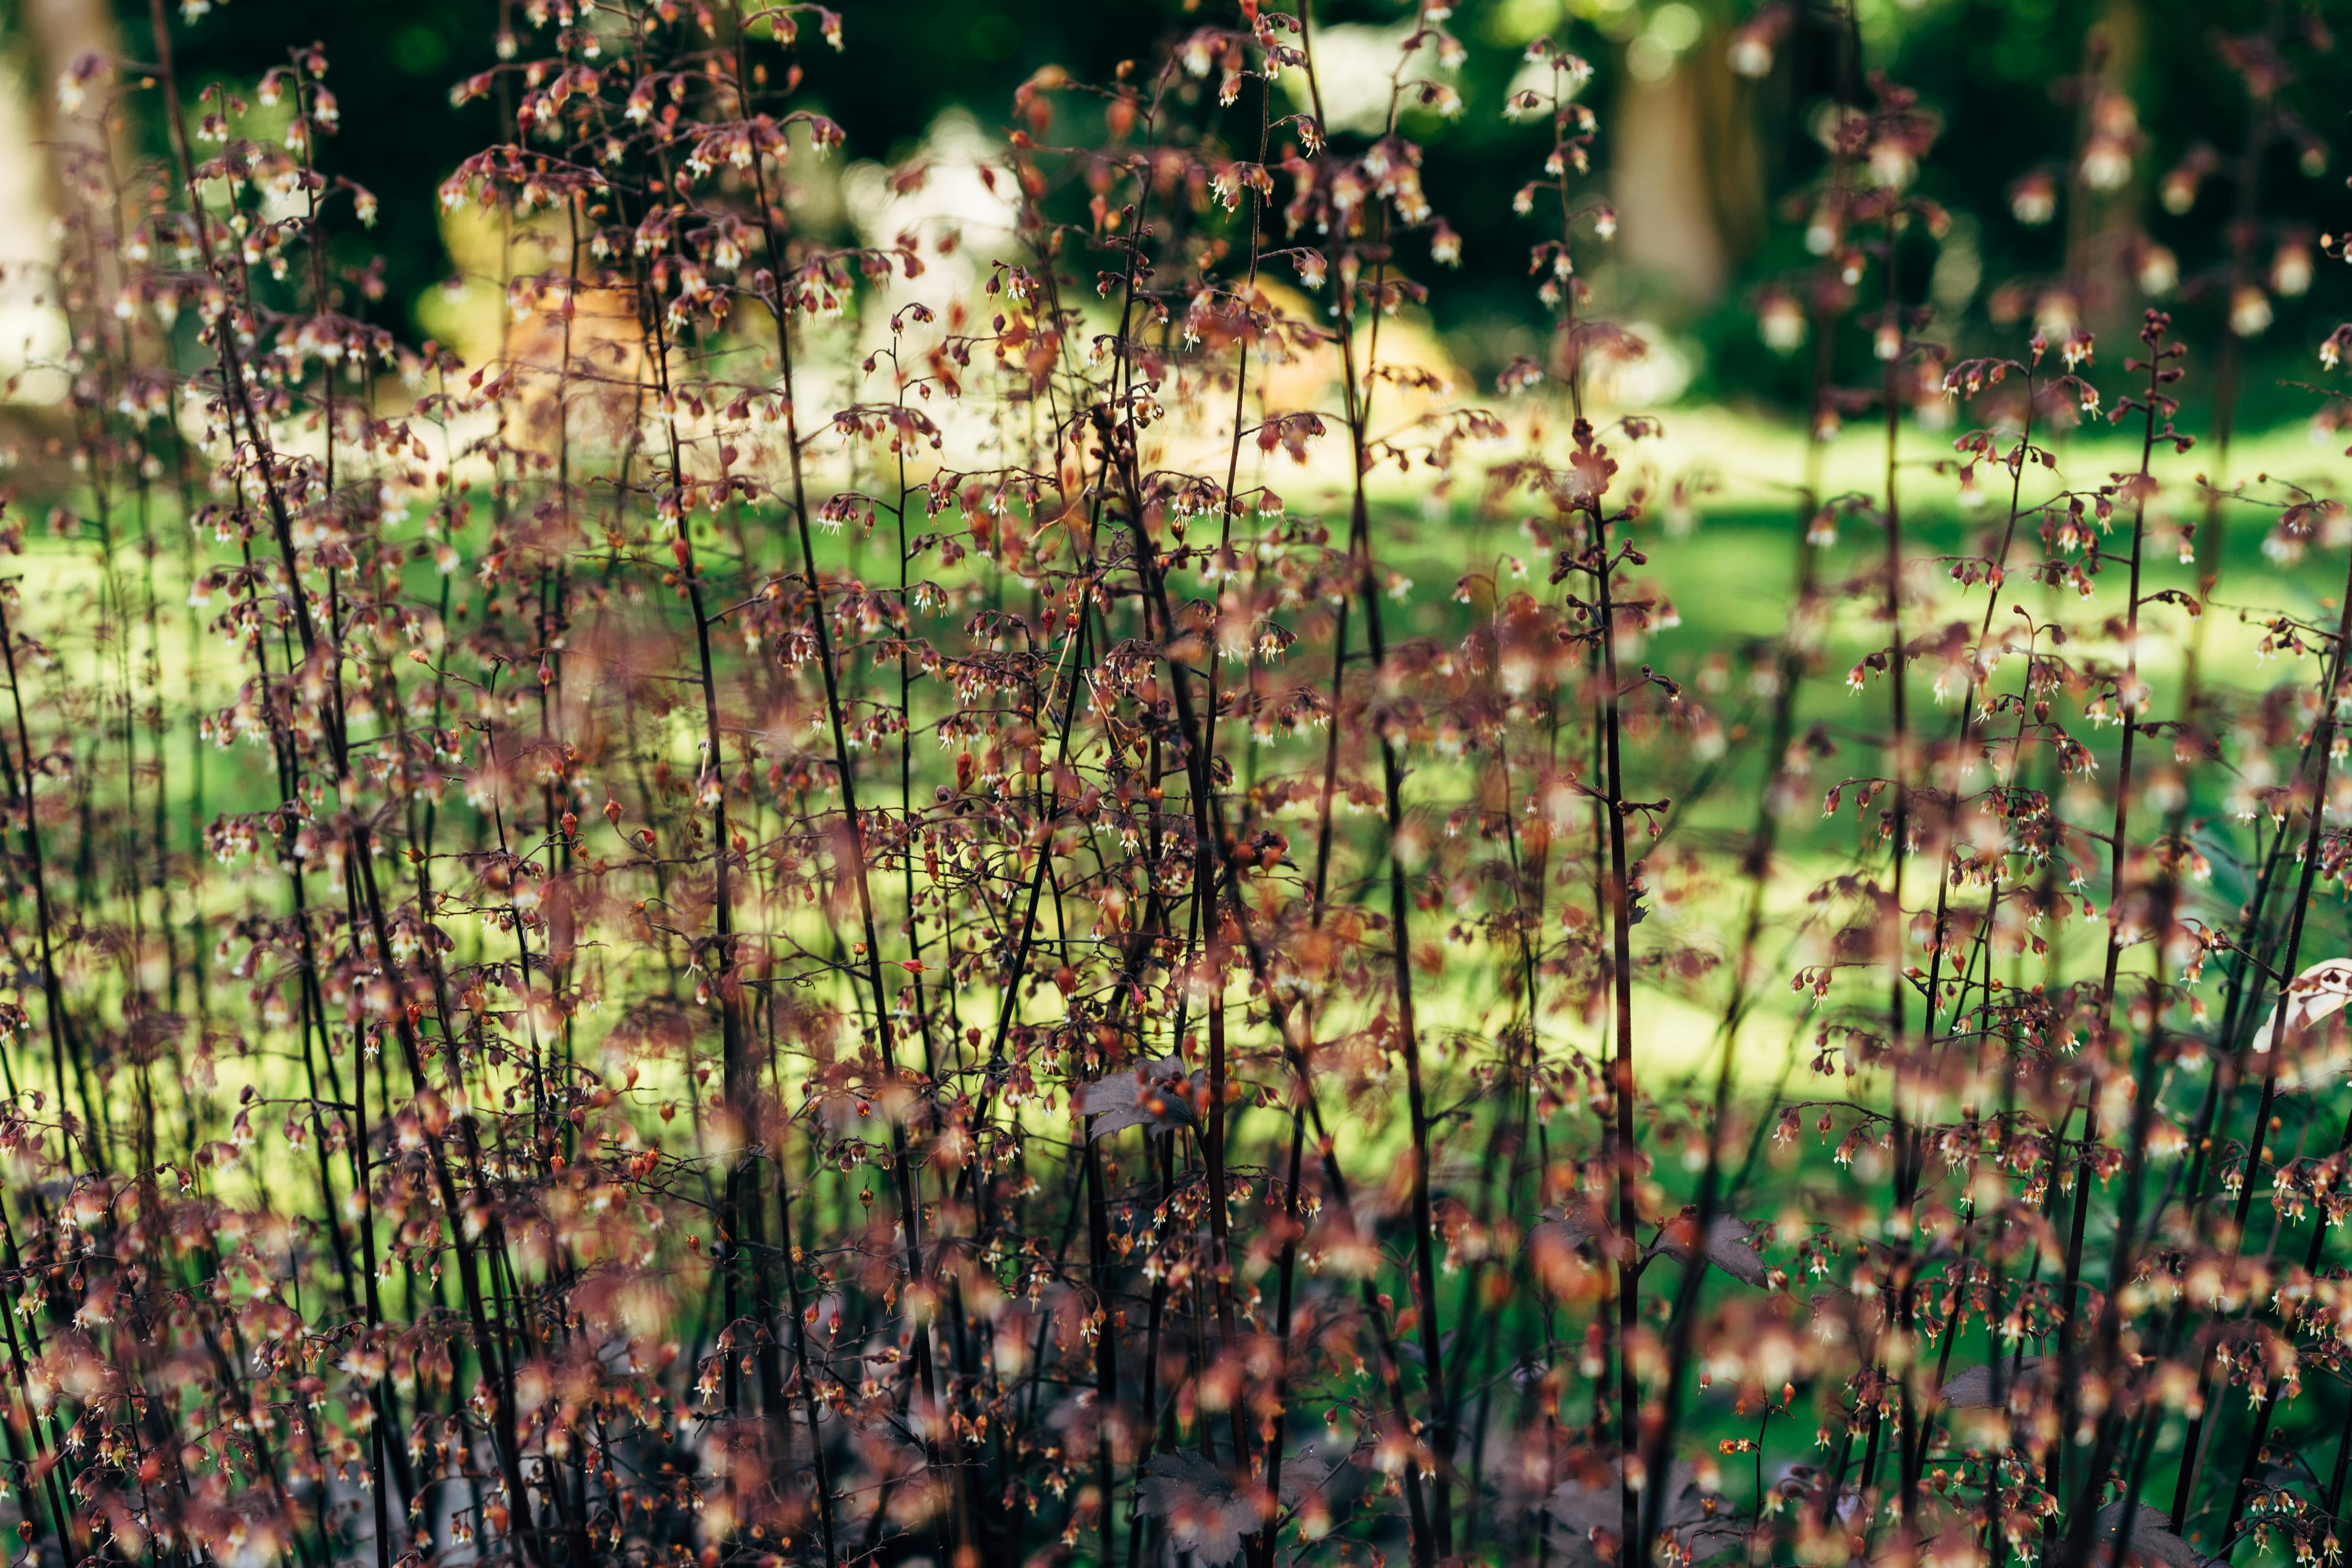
[2,4,2352,1568]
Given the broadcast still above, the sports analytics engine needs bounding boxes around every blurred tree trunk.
[1610,37,1762,310]
[0,0,119,416]
[16,0,121,218]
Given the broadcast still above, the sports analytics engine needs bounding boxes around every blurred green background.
[1,0,2346,432]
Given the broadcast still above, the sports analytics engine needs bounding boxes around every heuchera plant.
[2,3,2352,1568]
